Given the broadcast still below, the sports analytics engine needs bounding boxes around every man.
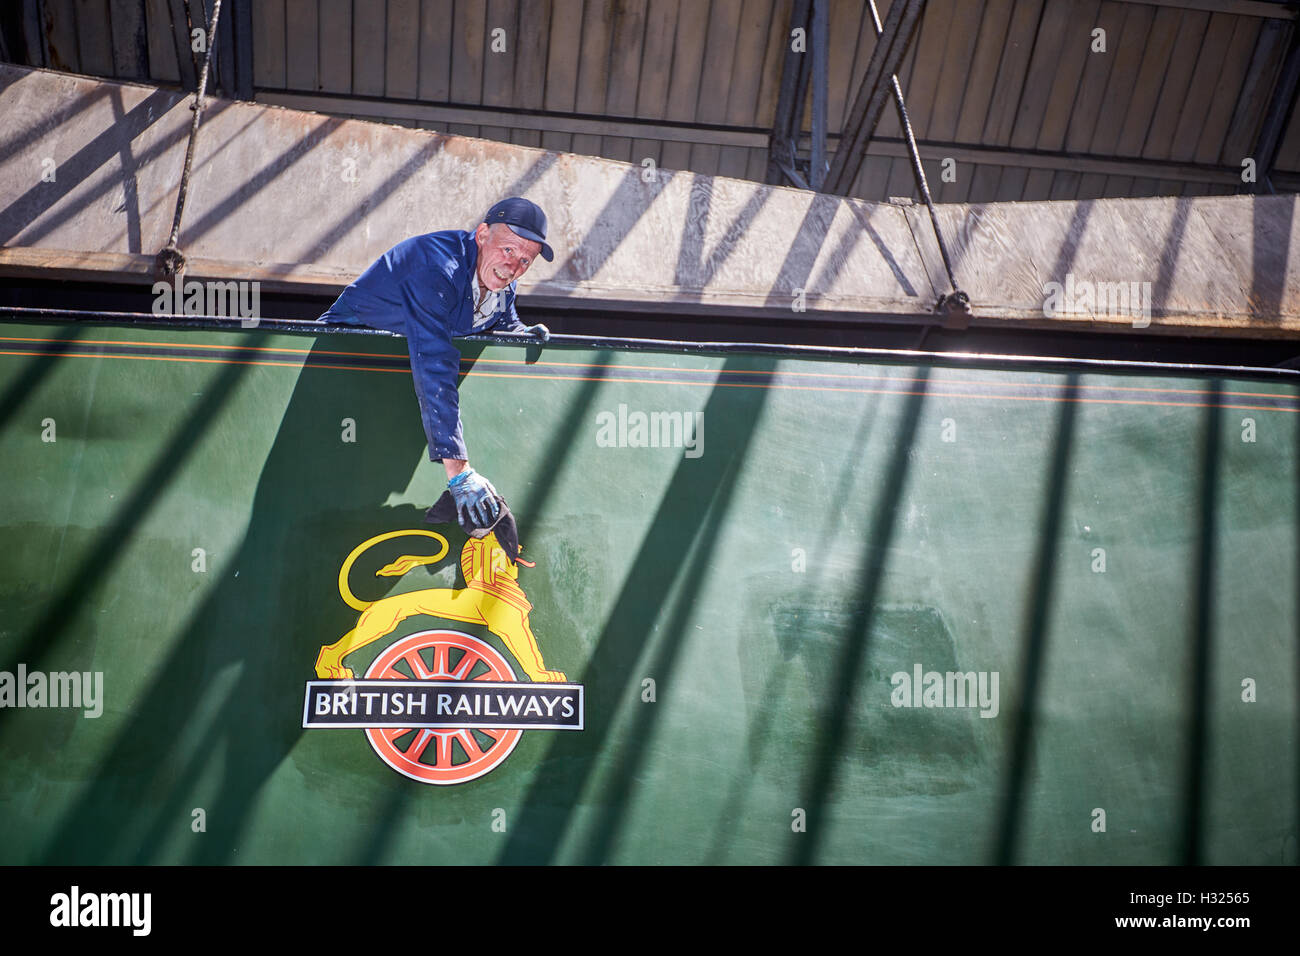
[320,197,553,527]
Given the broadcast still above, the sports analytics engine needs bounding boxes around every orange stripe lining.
[1,332,1295,401]
[1,347,1295,413]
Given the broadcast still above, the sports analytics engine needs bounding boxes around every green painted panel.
[0,323,1296,864]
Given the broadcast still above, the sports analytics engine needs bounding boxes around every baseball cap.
[483,197,554,262]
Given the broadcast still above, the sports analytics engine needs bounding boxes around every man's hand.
[448,467,500,527]
[521,322,550,342]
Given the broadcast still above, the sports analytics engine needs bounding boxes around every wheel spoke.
[406,729,434,761]
[456,729,484,760]
[406,651,435,680]
[430,643,450,677]
[450,649,478,680]
[473,660,504,680]
[433,732,455,767]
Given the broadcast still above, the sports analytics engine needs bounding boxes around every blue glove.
[521,323,550,342]
[448,467,500,527]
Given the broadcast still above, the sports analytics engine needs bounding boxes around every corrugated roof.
[7,0,1300,199]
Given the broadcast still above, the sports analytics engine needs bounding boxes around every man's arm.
[495,288,549,341]
[398,265,484,479]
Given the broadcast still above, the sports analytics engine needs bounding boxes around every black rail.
[3,305,1299,384]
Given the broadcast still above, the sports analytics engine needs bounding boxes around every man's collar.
[470,264,511,306]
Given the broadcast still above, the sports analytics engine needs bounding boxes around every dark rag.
[424,491,522,565]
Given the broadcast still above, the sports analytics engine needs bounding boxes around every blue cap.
[483,197,554,262]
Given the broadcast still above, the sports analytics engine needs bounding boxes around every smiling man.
[319,197,554,527]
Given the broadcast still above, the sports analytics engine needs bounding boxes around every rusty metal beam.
[823,0,924,196]
[766,0,811,186]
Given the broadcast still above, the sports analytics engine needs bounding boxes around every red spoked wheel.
[364,630,522,785]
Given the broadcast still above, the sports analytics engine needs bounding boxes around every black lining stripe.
[1,337,1297,413]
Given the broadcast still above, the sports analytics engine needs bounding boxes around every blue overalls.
[319,230,526,462]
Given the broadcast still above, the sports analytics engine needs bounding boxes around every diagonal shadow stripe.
[515,352,611,538]
[108,86,144,255]
[170,114,348,252]
[0,340,255,719]
[674,173,773,289]
[496,355,774,864]
[0,82,109,159]
[575,452,749,864]
[37,333,432,863]
[789,368,929,865]
[844,200,918,297]
[705,393,883,863]
[1251,195,1293,326]
[1181,379,1221,865]
[762,192,844,309]
[552,165,671,287]
[0,328,83,433]
[992,373,1078,865]
[0,89,203,246]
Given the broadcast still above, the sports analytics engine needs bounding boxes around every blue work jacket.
[319,229,527,462]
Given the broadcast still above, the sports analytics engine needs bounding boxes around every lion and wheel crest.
[314,528,567,684]
[305,526,580,785]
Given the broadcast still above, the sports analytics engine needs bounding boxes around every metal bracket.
[934,290,972,330]
[154,244,186,278]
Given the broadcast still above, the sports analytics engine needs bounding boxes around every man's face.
[474,222,542,292]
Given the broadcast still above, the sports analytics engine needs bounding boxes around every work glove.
[521,323,550,342]
[448,467,500,527]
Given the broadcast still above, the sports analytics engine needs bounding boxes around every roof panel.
[904,0,959,141]
[1103,3,1169,157]
[384,0,418,98]
[1194,14,1261,164]
[954,0,1016,144]
[284,0,319,90]
[726,0,773,127]
[1032,0,1101,152]
[1141,8,1209,160]
[1219,17,1290,166]
[481,0,518,108]
[511,0,550,110]
[353,0,387,96]
[927,0,988,143]
[543,0,581,112]
[15,0,1300,203]
[984,0,1045,147]
[828,0,870,135]
[450,0,486,103]
[252,0,287,89]
[1171,11,1241,161]
[1065,0,1133,155]
[417,0,453,101]
[318,0,352,93]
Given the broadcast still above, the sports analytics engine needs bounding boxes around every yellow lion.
[314,529,567,683]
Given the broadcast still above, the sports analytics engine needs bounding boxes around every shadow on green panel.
[497,355,776,865]
[1,336,256,714]
[707,395,883,863]
[787,369,930,865]
[992,375,1076,865]
[40,332,438,864]
[1181,382,1221,865]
